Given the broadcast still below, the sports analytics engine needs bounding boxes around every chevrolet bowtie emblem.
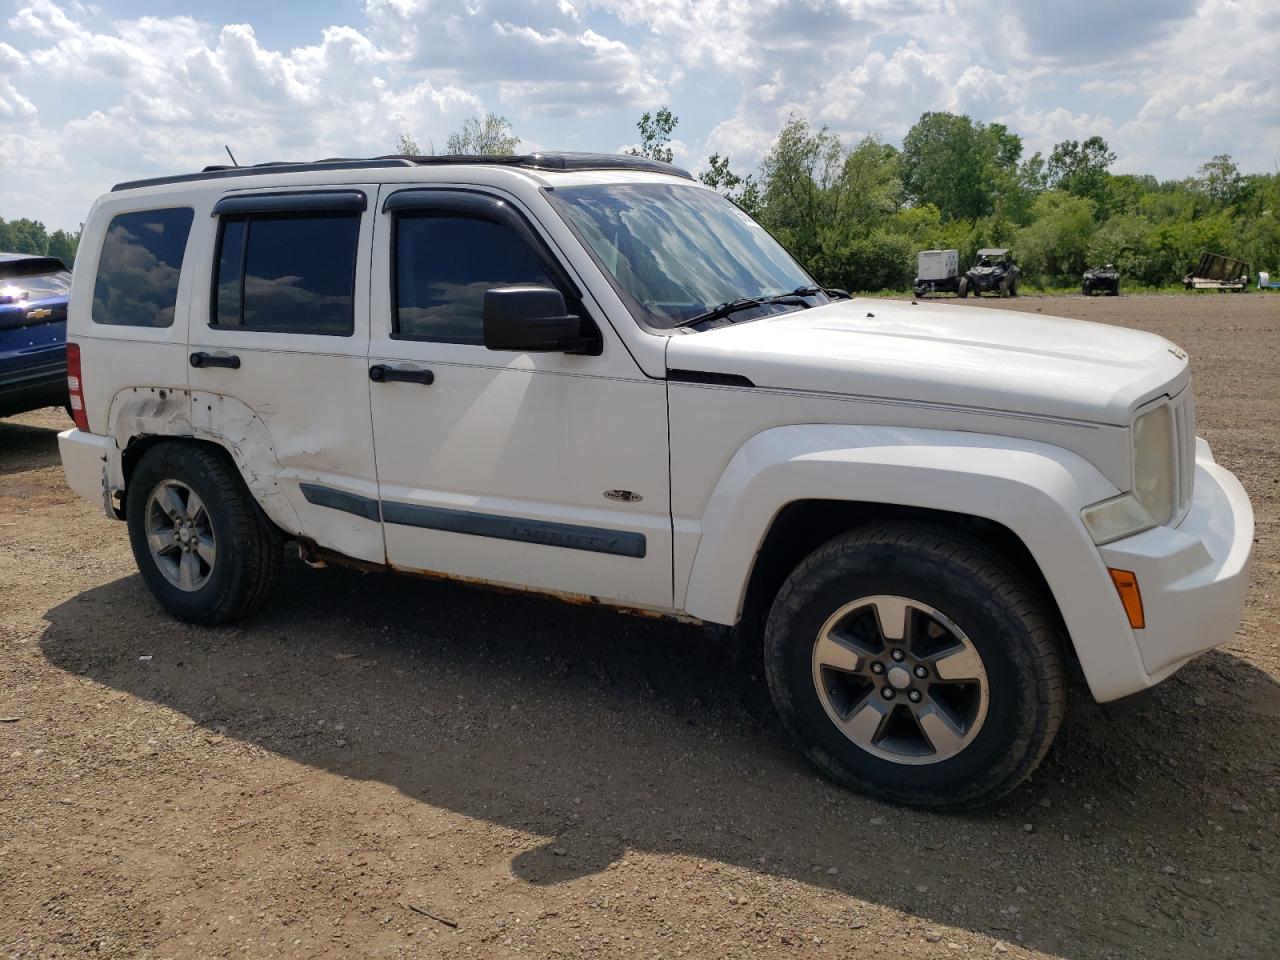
[26,308,52,321]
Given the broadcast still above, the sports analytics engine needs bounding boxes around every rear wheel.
[762,524,1065,808]
[126,442,282,624]
[1082,282,1092,296]
[998,278,1010,298]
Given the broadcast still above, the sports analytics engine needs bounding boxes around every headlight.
[1133,404,1176,524]
[1081,494,1156,545]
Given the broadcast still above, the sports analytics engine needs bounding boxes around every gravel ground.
[1,293,1277,959]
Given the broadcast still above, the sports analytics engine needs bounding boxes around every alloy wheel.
[810,595,989,764]
[144,480,217,592]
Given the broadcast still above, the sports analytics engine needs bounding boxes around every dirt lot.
[1,294,1277,960]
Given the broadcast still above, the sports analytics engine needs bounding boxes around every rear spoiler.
[0,256,69,279]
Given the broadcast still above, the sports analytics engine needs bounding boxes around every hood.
[666,297,1189,426]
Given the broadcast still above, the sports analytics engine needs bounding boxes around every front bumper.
[1098,438,1254,693]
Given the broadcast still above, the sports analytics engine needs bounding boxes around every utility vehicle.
[959,248,1019,297]
[1083,265,1120,297]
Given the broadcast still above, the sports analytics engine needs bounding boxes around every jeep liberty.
[58,153,1254,807]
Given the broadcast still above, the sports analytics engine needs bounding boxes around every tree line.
[0,218,80,265]
[684,112,1278,291]
[409,108,1276,291]
[7,109,1274,291]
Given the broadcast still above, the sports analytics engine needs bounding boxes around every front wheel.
[126,442,282,625]
[957,278,969,298]
[763,524,1065,808]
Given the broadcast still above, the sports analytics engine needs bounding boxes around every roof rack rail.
[111,151,693,192]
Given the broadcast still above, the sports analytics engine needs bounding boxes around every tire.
[1008,279,1018,297]
[126,441,282,625]
[1082,282,1091,296]
[957,278,969,299]
[998,278,1010,298]
[1108,282,1119,297]
[762,523,1065,809]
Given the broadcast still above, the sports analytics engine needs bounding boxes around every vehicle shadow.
[0,416,63,477]
[40,560,1280,957]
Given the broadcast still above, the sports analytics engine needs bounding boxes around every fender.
[681,424,1146,703]
[104,387,303,535]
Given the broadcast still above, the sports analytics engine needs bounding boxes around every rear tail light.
[66,341,90,432]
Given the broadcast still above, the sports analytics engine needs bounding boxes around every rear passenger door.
[365,186,673,610]
[186,188,384,563]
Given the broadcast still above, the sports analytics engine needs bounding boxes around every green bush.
[812,230,915,292]
[1014,192,1096,284]
[742,111,1276,291]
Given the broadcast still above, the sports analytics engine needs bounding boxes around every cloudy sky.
[1,0,1276,230]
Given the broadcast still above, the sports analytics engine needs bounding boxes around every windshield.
[545,182,815,329]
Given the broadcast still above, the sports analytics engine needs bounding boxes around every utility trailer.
[913,249,960,297]
[1184,252,1250,291]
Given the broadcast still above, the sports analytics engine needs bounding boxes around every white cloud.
[0,4,505,226]
[0,0,1276,230]
[615,0,1278,184]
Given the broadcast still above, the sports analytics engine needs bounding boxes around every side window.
[394,213,558,344]
[92,207,194,327]
[213,213,359,336]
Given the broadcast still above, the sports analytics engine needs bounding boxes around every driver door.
[365,185,673,610]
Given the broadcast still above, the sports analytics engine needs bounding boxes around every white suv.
[58,152,1254,807]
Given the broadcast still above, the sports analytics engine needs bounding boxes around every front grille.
[1171,386,1196,521]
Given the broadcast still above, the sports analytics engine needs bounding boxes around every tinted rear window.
[0,268,71,301]
[92,208,194,328]
[212,214,358,336]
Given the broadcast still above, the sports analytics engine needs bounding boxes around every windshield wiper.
[672,292,812,329]
[792,283,851,300]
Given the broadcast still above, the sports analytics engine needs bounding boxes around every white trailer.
[914,249,960,296]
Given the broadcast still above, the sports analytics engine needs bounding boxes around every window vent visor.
[212,190,367,217]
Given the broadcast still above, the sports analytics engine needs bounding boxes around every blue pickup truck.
[0,252,71,419]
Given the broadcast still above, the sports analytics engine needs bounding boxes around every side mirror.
[483,285,593,353]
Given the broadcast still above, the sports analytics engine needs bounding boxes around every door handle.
[190,351,241,370]
[369,364,434,385]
